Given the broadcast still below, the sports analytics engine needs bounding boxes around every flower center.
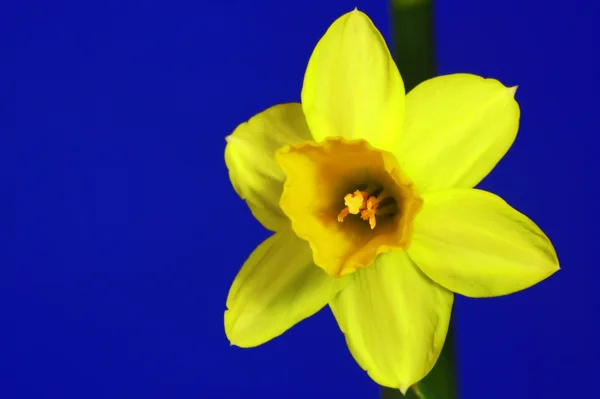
[276,138,422,277]
[337,186,396,229]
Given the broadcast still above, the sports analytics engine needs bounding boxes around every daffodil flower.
[223,9,559,393]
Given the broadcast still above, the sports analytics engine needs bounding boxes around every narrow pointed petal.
[301,10,405,151]
[396,74,520,192]
[408,189,560,298]
[225,103,312,231]
[330,251,453,392]
[225,229,346,348]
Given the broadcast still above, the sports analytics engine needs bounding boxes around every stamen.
[363,184,378,196]
[345,190,367,214]
[375,204,397,217]
[376,190,391,202]
[337,188,394,230]
[337,207,350,222]
[360,196,379,229]
[337,190,367,222]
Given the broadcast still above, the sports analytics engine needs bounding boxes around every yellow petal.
[301,10,405,151]
[330,251,453,393]
[225,229,346,348]
[408,189,559,297]
[225,103,312,231]
[396,74,520,193]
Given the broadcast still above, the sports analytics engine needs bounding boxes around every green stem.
[389,0,436,92]
[383,1,459,398]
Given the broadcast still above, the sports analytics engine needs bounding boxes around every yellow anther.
[345,190,367,214]
[337,207,350,222]
[338,190,367,222]
[337,190,386,229]
[360,196,379,229]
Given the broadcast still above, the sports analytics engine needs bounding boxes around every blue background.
[3,0,598,398]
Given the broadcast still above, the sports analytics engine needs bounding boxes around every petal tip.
[224,310,242,347]
[399,384,410,395]
[508,85,519,96]
[343,7,370,25]
[225,133,244,145]
[225,331,249,349]
[224,311,256,348]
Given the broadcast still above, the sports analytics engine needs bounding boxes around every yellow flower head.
[223,10,559,394]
